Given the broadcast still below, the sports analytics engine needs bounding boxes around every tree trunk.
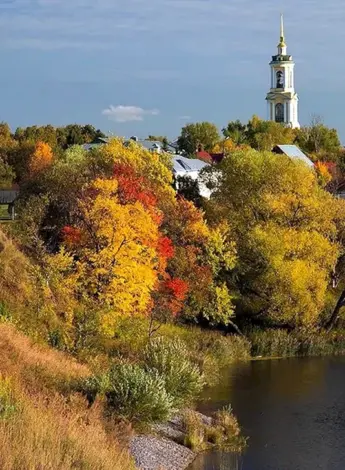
[326,289,345,331]
[227,319,244,337]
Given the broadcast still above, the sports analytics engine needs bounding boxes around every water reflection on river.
[189,357,345,470]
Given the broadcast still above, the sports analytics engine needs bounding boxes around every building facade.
[266,15,300,129]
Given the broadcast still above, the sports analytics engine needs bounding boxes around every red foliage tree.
[61,226,82,247]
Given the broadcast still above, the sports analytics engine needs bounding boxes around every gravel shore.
[130,435,196,470]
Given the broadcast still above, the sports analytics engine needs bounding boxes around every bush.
[211,405,245,451]
[105,363,174,423]
[144,337,204,407]
[156,324,251,385]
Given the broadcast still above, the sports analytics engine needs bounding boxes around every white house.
[172,156,211,198]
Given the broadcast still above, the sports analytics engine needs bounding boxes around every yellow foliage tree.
[204,148,342,328]
[250,224,338,326]
[60,178,160,336]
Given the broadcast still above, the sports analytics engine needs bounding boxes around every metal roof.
[82,143,102,151]
[0,190,19,204]
[273,145,314,167]
[173,156,209,173]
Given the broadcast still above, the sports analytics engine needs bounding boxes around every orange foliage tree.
[29,141,54,176]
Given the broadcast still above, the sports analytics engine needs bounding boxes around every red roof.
[196,151,224,164]
[196,151,212,163]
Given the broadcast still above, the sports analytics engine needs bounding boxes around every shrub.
[144,337,204,407]
[201,334,251,368]
[156,324,250,385]
[0,303,12,324]
[105,363,174,423]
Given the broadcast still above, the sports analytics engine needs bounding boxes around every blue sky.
[0,0,344,140]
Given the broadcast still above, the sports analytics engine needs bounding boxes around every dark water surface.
[188,357,345,470]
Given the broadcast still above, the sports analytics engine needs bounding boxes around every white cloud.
[102,105,160,123]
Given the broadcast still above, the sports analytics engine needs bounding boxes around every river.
[188,357,345,470]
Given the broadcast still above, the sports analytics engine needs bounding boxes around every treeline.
[177,115,343,164]
[0,126,344,343]
[0,117,344,340]
[0,122,105,182]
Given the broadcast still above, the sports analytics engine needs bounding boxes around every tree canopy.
[177,122,220,155]
[202,149,342,328]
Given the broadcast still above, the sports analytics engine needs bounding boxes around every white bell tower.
[266,15,300,129]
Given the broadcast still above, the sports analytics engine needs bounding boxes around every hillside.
[0,322,133,470]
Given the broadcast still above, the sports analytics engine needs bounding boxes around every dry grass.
[0,230,34,309]
[0,324,134,470]
[0,323,89,378]
[0,390,134,470]
[182,408,247,453]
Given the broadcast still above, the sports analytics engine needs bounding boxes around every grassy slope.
[0,323,134,470]
[0,228,134,469]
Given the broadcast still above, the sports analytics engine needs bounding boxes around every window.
[276,70,284,89]
[275,103,284,123]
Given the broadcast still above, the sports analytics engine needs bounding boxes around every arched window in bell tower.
[275,103,284,123]
[276,70,284,88]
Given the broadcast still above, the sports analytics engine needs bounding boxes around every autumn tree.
[221,116,297,152]
[100,138,175,208]
[202,148,341,328]
[29,142,54,176]
[314,161,332,187]
[177,122,220,155]
[162,196,237,328]
[59,177,161,335]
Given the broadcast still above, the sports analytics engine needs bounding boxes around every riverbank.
[130,409,246,470]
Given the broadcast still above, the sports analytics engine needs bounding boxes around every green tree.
[14,124,105,151]
[0,159,15,188]
[245,116,297,151]
[295,116,341,160]
[177,122,220,155]
[7,141,35,182]
[222,120,248,145]
[147,135,167,142]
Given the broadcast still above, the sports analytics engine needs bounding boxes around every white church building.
[266,15,300,129]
